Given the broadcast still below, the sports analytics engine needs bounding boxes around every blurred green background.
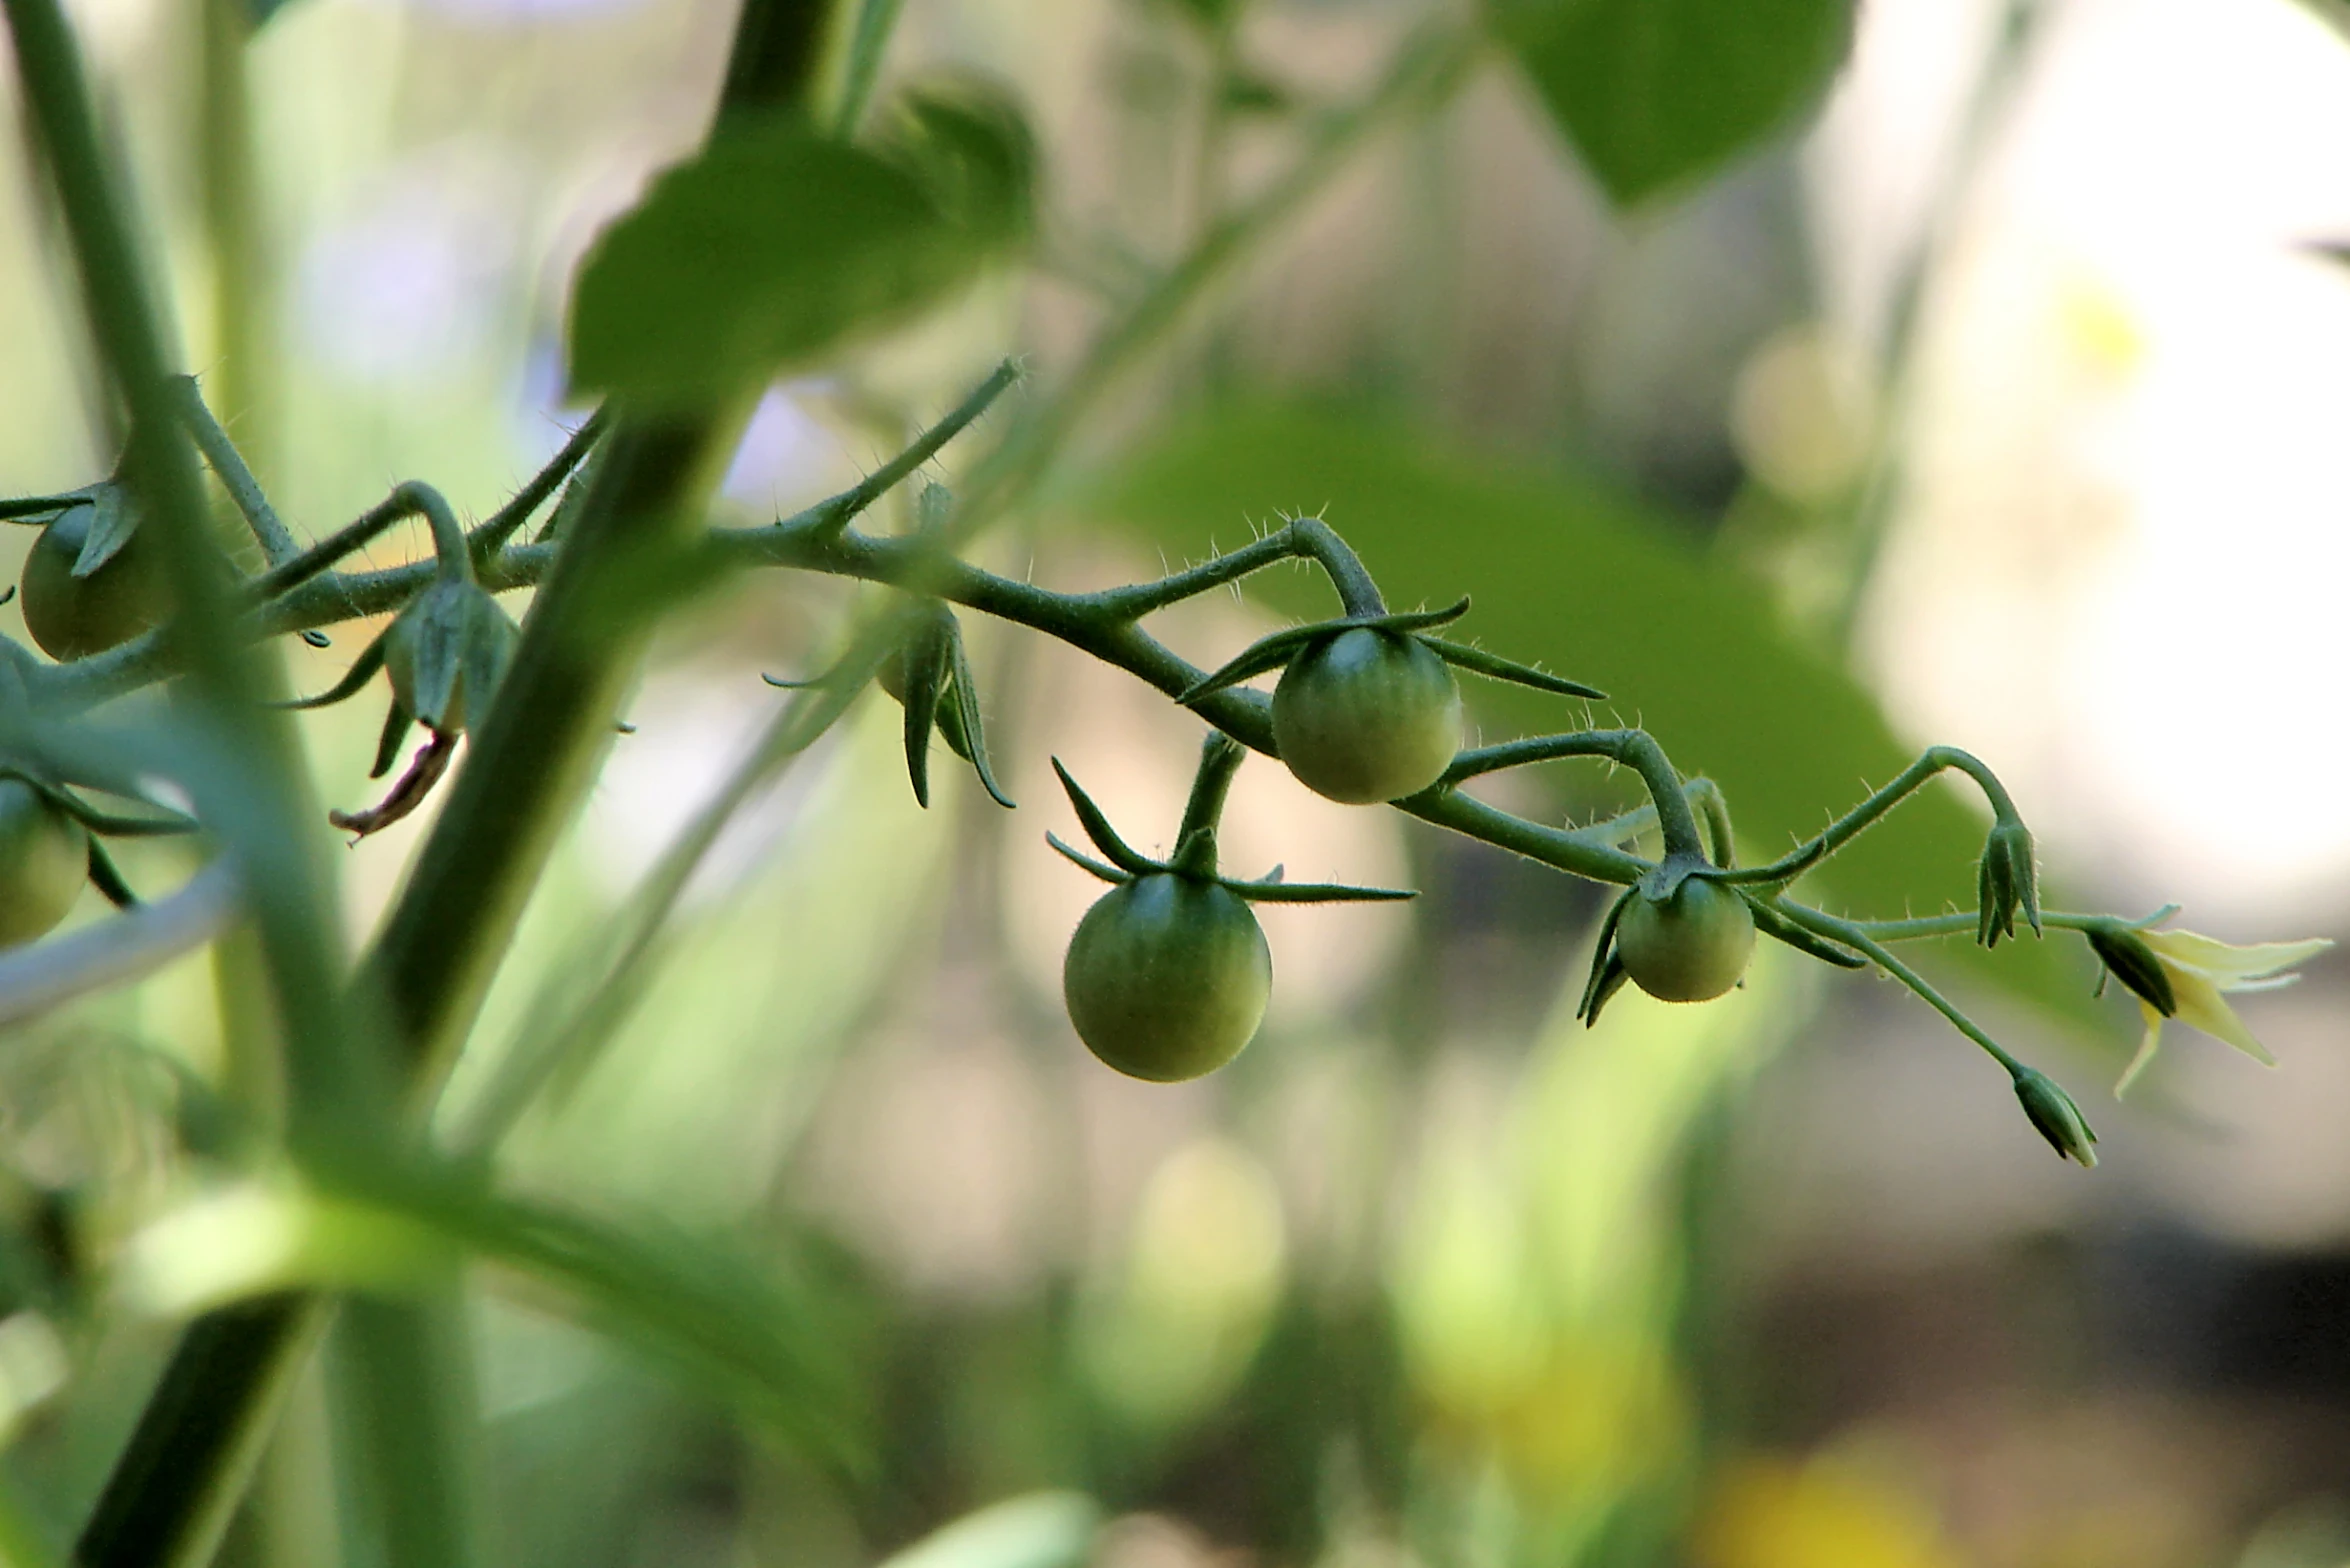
[9,0,2350,1564]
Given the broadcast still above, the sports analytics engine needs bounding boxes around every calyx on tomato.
[14,478,167,663]
[1050,733,1414,1082]
[766,599,1013,810]
[281,486,520,837]
[1180,596,1604,805]
[0,736,204,946]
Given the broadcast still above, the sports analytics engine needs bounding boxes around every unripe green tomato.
[1271,628,1462,804]
[20,512,167,663]
[1063,873,1272,1082]
[0,781,86,949]
[1616,878,1755,1003]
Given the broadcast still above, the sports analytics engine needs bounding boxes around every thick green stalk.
[73,1300,332,1568]
[372,0,849,1090]
[1,1,370,1562]
[0,0,355,1120]
[368,416,750,1091]
[50,2,845,1564]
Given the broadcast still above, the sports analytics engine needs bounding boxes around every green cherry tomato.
[0,781,87,949]
[1271,628,1463,804]
[1616,877,1756,1003]
[1063,873,1272,1082]
[20,511,167,663]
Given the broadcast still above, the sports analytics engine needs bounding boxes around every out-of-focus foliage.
[1484,0,1858,202]
[568,93,1032,403]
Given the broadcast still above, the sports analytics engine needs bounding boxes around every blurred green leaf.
[1163,0,1241,33]
[1075,403,2105,1032]
[879,1493,1101,1568]
[876,79,1036,250]
[1484,0,1857,205]
[568,106,1029,405]
[122,1158,871,1476]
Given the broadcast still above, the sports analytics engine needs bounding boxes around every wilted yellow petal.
[2168,974,2277,1067]
[2114,1005,2166,1099]
[2139,930,2331,987]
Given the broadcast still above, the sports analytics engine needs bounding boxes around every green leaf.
[1162,0,1241,34]
[120,1158,872,1476]
[1485,0,1858,205]
[876,79,1036,252]
[1075,403,2106,1034]
[878,1494,1101,1568]
[567,111,1027,405]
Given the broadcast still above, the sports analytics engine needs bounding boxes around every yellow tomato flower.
[2112,928,2332,1097]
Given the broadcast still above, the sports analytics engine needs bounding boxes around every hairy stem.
[1441,730,1707,863]
[172,377,295,565]
[1737,745,2022,885]
[469,410,608,562]
[1775,899,2026,1075]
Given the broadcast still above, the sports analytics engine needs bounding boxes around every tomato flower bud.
[1976,817,2040,949]
[2011,1067,2097,1167]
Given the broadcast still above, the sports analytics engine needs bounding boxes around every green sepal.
[914,481,955,535]
[18,777,196,838]
[0,494,88,524]
[898,607,954,808]
[1637,851,1716,902]
[934,684,973,759]
[1584,950,1631,1028]
[1177,597,1473,705]
[1049,759,1161,877]
[86,838,136,910]
[761,644,879,693]
[1415,637,1605,700]
[387,580,520,734]
[1743,894,1867,969]
[371,701,417,781]
[70,479,140,578]
[942,610,1014,808]
[1577,888,1633,1024]
[396,585,466,730]
[1222,876,1416,904]
[1976,817,2041,948]
[1168,825,1221,880]
[2086,923,2175,1015]
[1046,831,1130,885]
[280,632,389,710]
[460,593,521,733]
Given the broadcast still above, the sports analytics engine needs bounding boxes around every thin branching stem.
[1440,730,1708,863]
[469,410,609,562]
[1737,745,2023,885]
[804,359,1023,540]
[173,375,298,564]
[1848,909,2120,944]
[1775,899,2026,1076]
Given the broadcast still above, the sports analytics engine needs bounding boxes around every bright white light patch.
[1832,0,2350,916]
